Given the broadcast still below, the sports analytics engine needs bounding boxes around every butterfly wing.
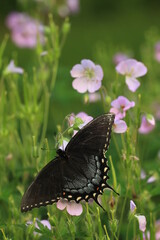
[61,113,115,207]
[21,157,63,212]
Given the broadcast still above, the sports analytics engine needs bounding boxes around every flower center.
[84,68,95,79]
[120,105,125,113]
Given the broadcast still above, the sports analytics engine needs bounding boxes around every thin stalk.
[117,186,129,238]
[40,89,50,147]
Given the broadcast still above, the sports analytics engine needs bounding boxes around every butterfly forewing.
[21,113,115,212]
[66,113,115,156]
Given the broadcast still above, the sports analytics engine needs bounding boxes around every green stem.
[113,134,121,159]
[104,225,111,240]
[40,90,50,147]
[117,186,129,238]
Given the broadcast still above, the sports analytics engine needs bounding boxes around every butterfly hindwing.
[21,157,63,212]
[21,113,115,212]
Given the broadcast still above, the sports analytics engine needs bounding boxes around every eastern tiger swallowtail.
[21,113,115,212]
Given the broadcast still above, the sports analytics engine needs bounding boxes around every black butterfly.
[21,113,115,212]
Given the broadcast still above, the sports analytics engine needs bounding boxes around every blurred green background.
[1,0,160,67]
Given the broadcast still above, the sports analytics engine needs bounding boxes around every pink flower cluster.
[110,96,135,133]
[6,12,45,48]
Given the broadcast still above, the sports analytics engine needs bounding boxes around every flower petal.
[87,80,101,93]
[81,59,95,69]
[132,61,148,78]
[57,199,68,210]
[94,65,104,81]
[40,220,51,230]
[126,77,140,92]
[113,120,127,133]
[135,215,147,232]
[66,202,83,216]
[72,77,88,93]
[70,64,84,78]
[130,200,136,213]
[139,115,155,134]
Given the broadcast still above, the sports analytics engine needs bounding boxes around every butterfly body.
[21,113,115,212]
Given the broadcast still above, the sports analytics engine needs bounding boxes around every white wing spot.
[76,196,82,201]
[85,195,89,199]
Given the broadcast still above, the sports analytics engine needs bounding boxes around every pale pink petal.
[111,98,121,109]
[57,199,68,210]
[155,42,160,62]
[139,115,155,134]
[116,59,137,75]
[88,93,101,102]
[5,60,24,74]
[70,64,84,78]
[76,112,93,128]
[66,202,83,216]
[94,65,104,81]
[113,120,127,133]
[130,200,136,213]
[67,0,80,13]
[81,59,95,69]
[110,108,125,120]
[87,80,101,93]
[146,114,155,125]
[147,176,156,183]
[126,77,140,92]
[40,220,51,230]
[72,77,88,93]
[135,215,147,232]
[116,96,135,111]
[132,62,147,78]
[113,53,129,65]
[141,170,146,179]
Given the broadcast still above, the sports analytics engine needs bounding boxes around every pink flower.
[147,175,156,183]
[27,218,51,235]
[87,93,101,103]
[110,96,135,120]
[4,60,24,74]
[113,52,129,65]
[58,0,80,17]
[139,114,155,134]
[135,215,147,232]
[113,119,127,133]
[116,59,147,92]
[141,169,146,179]
[130,200,136,213]
[57,199,83,216]
[154,42,160,62]
[67,0,80,14]
[6,12,45,48]
[68,112,93,129]
[71,59,103,93]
